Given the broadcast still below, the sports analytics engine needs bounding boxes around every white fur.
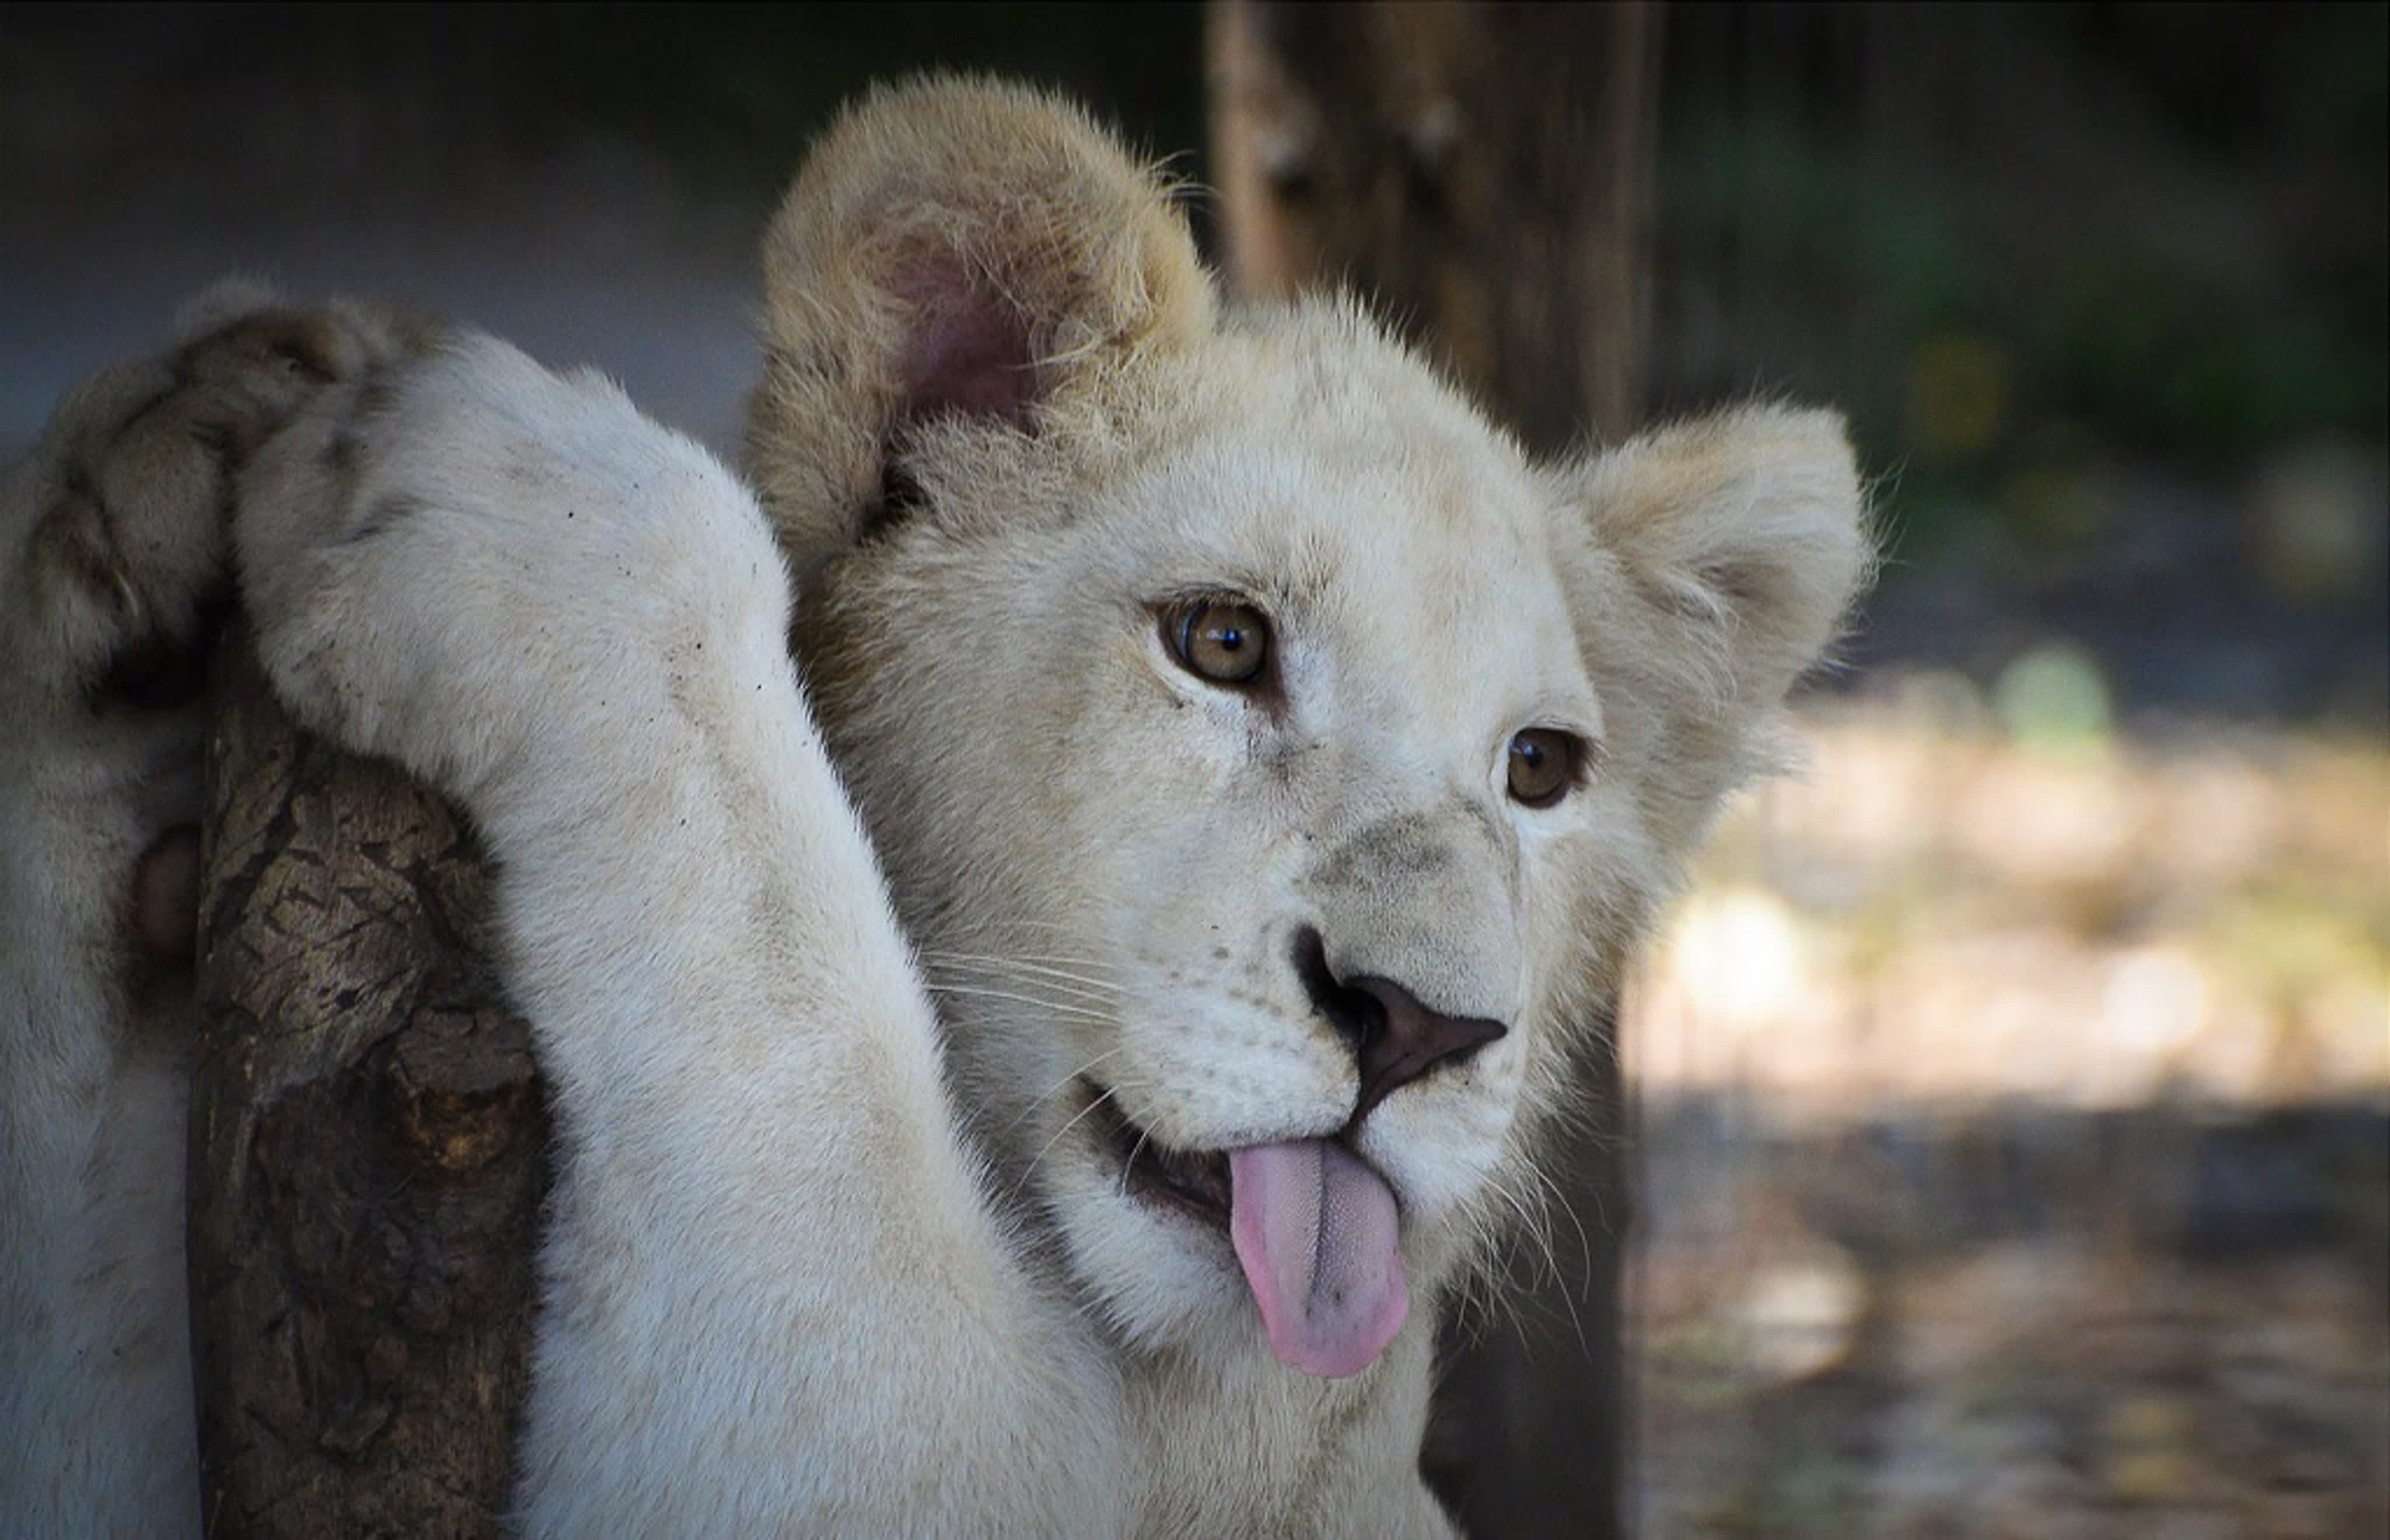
[1,81,1868,1538]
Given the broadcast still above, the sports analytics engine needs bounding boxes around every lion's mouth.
[1081,1079,1232,1228]
[1075,1076,1411,1378]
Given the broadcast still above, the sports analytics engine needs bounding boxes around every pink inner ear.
[894,254,1042,426]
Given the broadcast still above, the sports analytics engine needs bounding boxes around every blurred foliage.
[538,3,1208,209]
[0,4,1207,230]
[1991,642,2115,759]
[1654,4,2388,584]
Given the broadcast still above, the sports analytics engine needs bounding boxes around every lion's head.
[746,80,1867,1380]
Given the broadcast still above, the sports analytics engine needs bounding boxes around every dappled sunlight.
[1629,680,2389,1535]
[1630,678,2389,1114]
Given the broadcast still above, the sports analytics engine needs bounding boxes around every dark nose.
[1295,928,1509,1125]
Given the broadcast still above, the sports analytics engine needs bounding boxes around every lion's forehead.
[1075,404,1595,729]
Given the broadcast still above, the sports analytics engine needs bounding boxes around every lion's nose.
[1295,927,1508,1124]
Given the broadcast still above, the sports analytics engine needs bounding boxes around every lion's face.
[792,306,1823,1377]
[754,82,1865,1380]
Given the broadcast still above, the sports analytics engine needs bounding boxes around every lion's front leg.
[0,286,417,1535]
[229,333,1123,1534]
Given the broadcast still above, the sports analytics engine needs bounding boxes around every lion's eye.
[1507,729,1581,807]
[1166,598,1272,687]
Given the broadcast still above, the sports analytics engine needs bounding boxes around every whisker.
[920,957,1123,1007]
[1538,1163,1597,1299]
[1490,1170,1555,1294]
[917,949,1126,989]
[1116,1124,1154,1203]
[1510,1166,1588,1356]
[944,917,1101,941]
[918,946,1124,975]
[1030,1084,1119,1170]
[921,982,1114,1024]
[1000,1044,1138,1138]
[1027,1077,1150,1175]
[946,966,1123,1000]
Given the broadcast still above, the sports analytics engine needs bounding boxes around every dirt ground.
[1626,688,2389,1535]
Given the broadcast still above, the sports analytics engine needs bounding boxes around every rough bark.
[190,634,547,1538]
[1208,0,1658,452]
[1210,4,1660,1534]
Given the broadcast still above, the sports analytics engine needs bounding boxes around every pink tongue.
[1227,1141,1408,1378]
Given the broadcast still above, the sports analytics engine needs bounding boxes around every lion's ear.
[1557,405,1871,845]
[1570,404,1870,711]
[745,76,1214,552]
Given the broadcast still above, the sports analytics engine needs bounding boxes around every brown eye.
[1167,598,1272,687]
[1507,729,1581,807]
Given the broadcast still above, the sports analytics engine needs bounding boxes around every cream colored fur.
[0,80,1868,1535]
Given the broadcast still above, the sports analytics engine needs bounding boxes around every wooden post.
[189,636,546,1536]
[1210,4,1662,1534]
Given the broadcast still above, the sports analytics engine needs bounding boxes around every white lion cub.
[1,80,1867,1534]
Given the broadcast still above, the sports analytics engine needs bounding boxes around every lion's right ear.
[744,76,1214,554]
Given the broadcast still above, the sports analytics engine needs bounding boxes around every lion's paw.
[233,332,788,816]
[1,284,421,712]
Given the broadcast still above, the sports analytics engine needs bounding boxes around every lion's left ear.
[1552,404,1871,850]
[1565,404,1871,713]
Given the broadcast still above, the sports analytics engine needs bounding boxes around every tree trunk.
[189,634,547,1537]
[1208,0,1658,453]
[1210,4,1661,1534]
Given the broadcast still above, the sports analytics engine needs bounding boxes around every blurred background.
[5,4,2381,1534]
